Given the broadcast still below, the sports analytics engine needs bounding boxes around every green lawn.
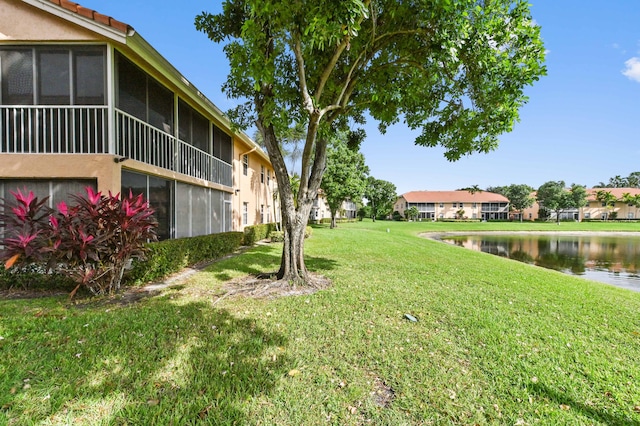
[1,220,640,425]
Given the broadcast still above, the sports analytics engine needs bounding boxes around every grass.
[1,220,640,425]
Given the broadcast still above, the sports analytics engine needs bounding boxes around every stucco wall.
[0,1,101,42]
[0,153,118,192]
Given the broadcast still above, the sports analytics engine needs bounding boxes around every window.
[178,99,209,152]
[121,171,173,240]
[148,79,173,132]
[260,204,264,223]
[213,125,232,163]
[1,47,105,106]
[459,203,464,208]
[242,202,248,225]
[452,202,457,208]
[242,154,249,176]
[74,50,105,105]
[439,203,444,208]
[1,50,33,104]
[117,55,146,120]
[261,165,265,183]
[267,170,270,186]
[0,178,96,208]
[38,50,70,105]
[629,212,635,219]
[472,203,477,208]
[118,53,173,133]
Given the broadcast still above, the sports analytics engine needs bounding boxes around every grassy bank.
[1,220,639,424]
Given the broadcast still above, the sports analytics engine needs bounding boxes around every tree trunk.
[277,200,312,283]
[257,114,326,285]
[330,210,337,229]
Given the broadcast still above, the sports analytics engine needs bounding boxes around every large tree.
[320,135,369,229]
[503,184,534,222]
[365,177,397,221]
[196,0,546,284]
[537,181,587,224]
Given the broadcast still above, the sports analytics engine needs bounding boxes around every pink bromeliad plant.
[0,187,157,297]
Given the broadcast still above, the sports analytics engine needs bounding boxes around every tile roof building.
[395,190,509,220]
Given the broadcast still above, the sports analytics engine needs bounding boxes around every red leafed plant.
[0,189,53,269]
[0,187,158,297]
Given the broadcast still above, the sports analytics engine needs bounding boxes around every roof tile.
[400,190,508,203]
[47,0,131,34]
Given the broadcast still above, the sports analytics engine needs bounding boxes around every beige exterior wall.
[233,138,276,230]
[583,201,640,220]
[0,1,103,42]
[0,154,119,192]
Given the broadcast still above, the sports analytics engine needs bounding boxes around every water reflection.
[443,234,640,292]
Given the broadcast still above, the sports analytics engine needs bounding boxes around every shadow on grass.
[205,244,339,282]
[530,383,640,426]
[0,298,289,424]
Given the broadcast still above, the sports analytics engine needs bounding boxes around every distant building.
[395,190,509,220]
[521,187,640,221]
[309,191,358,222]
[583,188,640,220]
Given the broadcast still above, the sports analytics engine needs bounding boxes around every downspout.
[237,146,257,229]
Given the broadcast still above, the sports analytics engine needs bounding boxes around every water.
[442,233,640,292]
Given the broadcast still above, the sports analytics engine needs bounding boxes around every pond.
[441,233,640,292]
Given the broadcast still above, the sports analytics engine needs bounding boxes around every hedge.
[125,231,243,285]
[242,223,278,246]
[318,218,357,224]
[1,231,245,291]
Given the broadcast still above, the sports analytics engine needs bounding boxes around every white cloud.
[622,57,640,82]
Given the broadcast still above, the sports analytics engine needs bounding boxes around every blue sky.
[79,0,640,194]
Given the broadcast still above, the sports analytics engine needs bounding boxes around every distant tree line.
[596,171,640,188]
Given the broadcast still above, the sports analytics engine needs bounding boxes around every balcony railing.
[115,110,232,187]
[1,106,108,153]
[0,106,232,187]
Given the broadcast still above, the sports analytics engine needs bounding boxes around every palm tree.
[595,190,618,220]
[621,192,640,219]
[461,185,483,195]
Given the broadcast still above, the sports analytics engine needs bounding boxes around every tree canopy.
[196,0,546,283]
[536,181,587,223]
[502,184,535,221]
[596,172,640,188]
[365,177,397,221]
[320,134,369,228]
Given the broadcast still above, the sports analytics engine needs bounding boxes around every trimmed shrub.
[126,231,243,285]
[242,223,278,245]
[0,265,74,291]
[319,217,357,225]
[270,231,284,242]
[269,227,312,243]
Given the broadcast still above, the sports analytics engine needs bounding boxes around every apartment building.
[395,190,509,220]
[0,0,276,239]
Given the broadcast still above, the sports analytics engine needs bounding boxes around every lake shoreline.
[421,230,640,241]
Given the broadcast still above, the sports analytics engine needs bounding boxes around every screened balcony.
[0,105,232,187]
[0,46,233,188]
